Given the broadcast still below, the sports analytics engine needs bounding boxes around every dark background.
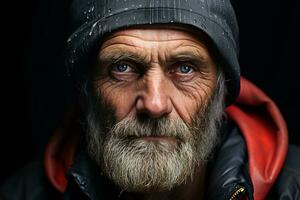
[1,0,300,184]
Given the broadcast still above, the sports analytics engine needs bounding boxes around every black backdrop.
[1,0,300,184]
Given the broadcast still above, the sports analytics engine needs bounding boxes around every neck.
[119,165,207,200]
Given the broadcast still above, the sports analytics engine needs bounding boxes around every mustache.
[107,116,193,143]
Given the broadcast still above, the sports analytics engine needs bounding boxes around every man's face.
[85,26,225,192]
[95,27,218,123]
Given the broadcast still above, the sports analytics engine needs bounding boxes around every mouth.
[137,135,178,145]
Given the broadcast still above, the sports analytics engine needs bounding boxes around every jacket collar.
[226,77,288,199]
[206,121,253,200]
[64,143,120,199]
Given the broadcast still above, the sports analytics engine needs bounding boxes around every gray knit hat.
[65,0,240,104]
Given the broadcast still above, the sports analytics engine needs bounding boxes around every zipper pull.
[228,185,246,200]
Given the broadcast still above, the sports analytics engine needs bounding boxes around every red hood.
[225,77,288,199]
[44,77,288,199]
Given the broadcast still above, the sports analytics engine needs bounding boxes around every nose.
[136,71,172,118]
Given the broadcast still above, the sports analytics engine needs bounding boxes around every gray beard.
[85,74,225,192]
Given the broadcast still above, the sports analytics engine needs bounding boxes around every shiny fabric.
[205,122,253,200]
[226,77,289,199]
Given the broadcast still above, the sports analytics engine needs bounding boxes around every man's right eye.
[108,62,140,81]
[112,63,132,73]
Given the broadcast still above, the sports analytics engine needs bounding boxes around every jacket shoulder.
[268,145,300,199]
[0,161,60,200]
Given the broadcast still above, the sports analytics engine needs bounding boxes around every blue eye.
[179,65,193,74]
[113,63,129,72]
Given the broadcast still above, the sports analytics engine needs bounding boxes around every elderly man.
[1,0,299,199]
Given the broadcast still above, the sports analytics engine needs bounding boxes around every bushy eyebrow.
[99,46,210,69]
[99,49,148,66]
[168,49,210,68]
[170,53,207,63]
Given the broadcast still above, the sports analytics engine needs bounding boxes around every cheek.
[171,77,216,123]
[95,79,138,121]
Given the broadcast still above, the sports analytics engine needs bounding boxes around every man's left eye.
[178,64,194,74]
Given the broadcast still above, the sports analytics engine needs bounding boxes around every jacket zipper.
[228,185,246,200]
